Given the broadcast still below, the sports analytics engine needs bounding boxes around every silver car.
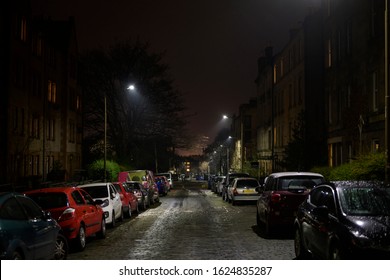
[227,177,261,205]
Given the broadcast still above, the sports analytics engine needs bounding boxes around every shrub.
[88,159,121,181]
[312,153,385,181]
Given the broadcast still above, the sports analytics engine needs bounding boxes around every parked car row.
[1,169,174,260]
[210,170,390,259]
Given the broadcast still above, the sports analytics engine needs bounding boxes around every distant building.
[1,0,82,186]
[322,0,385,166]
[255,8,326,175]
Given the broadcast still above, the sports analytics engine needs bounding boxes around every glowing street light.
[222,114,244,172]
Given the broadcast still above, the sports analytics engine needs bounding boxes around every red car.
[24,186,106,251]
[113,182,139,218]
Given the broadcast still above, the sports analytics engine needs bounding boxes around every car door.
[77,189,101,234]
[257,176,273,221]
[17,196,57,259]
[109,184,122,219]
[304,186,335,257]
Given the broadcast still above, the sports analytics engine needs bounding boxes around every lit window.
[20,16,27,42]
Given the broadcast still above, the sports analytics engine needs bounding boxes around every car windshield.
[82,185,108,198]
[278,176,324,190]
[339,187,390,216]
[236,179,259,188]
[27,192,68,209]
[113,184,123,193]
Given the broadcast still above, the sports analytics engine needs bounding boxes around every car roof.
[267,172,324,178]
[78,182,109,187]
[24,186,79,194]
[327,180,387,188]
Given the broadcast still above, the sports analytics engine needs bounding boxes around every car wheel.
[76,225,87,251]
[111,210,116,228]
[54,233,68,260]
[231,198,236,206]
[97,217,106,238]
[294,228,310,259]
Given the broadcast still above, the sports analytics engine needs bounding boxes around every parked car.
[227,177,261,205]
[113,182,139,217]
[155,176,169,195]
[222,172,251,201]
[126,181,149,210]
[118,170,157,205]
[294,181,390,259]
[256,171,325,236]
[215,176,226,195]
[24,186,106,251]
[0,192,68,260]
[156,172,174,189]
[78,182,123,227]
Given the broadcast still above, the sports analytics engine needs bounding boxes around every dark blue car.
[0,192,68,259]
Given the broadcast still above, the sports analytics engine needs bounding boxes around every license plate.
[243,189,255,193]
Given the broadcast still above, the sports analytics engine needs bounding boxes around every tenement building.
[1,0,82,187]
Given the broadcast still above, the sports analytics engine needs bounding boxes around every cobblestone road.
[68,181,295,260]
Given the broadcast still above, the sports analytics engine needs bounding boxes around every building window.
[32,33,43,57]
[372,71,378,112]
[370,0,377,38]
[46,119,55,141]
[326,38,332,68]
[48,80,57,104]
[280,58,284,77]
[20,16,27,42]
[346,20,352,56]
[328,92,332,124]
[273,65,277,84]
[346,85,351,108]
[76,95,81,111]
[30,115,40,139]
[69,121,76,143]
[326,0,332,17]
[372,139,380,152]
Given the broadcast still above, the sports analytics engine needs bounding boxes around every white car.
[78,182,123,227]
[227,177,261,205]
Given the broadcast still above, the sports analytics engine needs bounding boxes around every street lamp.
[103,84,135,182]
[222,114,244,172]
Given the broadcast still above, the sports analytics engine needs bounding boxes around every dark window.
[0,197,26,220]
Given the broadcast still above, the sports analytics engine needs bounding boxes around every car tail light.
[58,208,76,221]
[233,188,239,195]
[271,193,281,203]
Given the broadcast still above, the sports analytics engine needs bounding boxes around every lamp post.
[222,114,244,172]
[103,84,135,182]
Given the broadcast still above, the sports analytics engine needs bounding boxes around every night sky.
[32,0,318,155]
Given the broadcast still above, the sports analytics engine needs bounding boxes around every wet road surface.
[68,181,295,260]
